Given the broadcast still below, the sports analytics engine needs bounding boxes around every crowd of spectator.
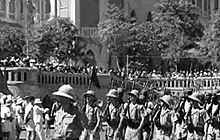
[1,56,220,80]
[114,67,220,80]
[0,56,107,74]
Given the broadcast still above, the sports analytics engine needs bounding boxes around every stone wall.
[3,67,113,106]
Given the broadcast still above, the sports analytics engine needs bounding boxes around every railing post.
[8,71,12,81]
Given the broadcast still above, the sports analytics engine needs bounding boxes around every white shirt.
[33,105,44,125]
[1,105,14,132]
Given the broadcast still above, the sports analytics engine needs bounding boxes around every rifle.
[101,100,110,122]
[149,103,162,140]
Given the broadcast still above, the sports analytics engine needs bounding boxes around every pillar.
[218,0,220,13]
[50,0,55,18]
[75,0,80,27]
[211,0,214,14]
[14,0,20,20]
[202,0,205,16]
[70,0,80,27]
[43,0,46,20]
[5,0,10,18]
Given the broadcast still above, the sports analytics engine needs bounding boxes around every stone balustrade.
[1,67,38,83]
[38,71,90,86]
[137,77,220,91]
[2,67,220,98]
[2,67,220,89]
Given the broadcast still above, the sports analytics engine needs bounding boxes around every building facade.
[0,0,51,28]
[1,0,220,71]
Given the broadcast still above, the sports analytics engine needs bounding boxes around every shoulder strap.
[207,103,213,117]
[213,104,220,117]
[127,103,132,119]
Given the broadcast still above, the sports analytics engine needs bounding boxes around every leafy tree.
[28,17,84,63]
[98,5,128,55]
[153,0,204,70]
[0,26,25,59]
[199,13,220,68]
[98,5,159,70]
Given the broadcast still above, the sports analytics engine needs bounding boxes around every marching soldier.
[174,88,193,140]
[102,89,123,140]
[153,94,174,140]
[139,89,154,140]
[186,91,206,140]
[117,89,145,140]
[204,90,220,140]
[204,92,212,113]
[80,90,102,140]
[52,84,84,140]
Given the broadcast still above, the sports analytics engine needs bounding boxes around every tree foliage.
[98,0,204,71]
[0,26,25,59]
[153,0,204,61]
[199,13,220,67]
[98,5,159,69]
[28,17,84,63]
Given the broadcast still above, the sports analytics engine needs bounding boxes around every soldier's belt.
[126,119,140,129]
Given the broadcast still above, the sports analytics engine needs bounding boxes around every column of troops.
[0,84,220,140]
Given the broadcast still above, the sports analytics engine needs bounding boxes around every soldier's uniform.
[174,89,193,140]
[142,101,154,140]
[186,92,206,140]
[53,84,84,140]
[153,95,174,140]
[205,92,220,140]
[103,89,123,140]
[80,90,101,140]
[54,106,83,140]
[121,90,145,140]
[139,93,154,140]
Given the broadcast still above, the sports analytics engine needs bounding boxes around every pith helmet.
[106,89,118,98]
[16,98,23,105]
[128,89,139,98]
[84,90,96,98]
[34,98,42,104]
[188,91,203,104]
[160,95,172,107]
[53,84,74,100]
[139,94,145,100]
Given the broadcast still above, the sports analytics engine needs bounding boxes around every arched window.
[214,0,219,11]
[0,0,6,12]
[0,0,6,17]
[9,0,15,19]
[45,0,51,13]
[45,0,51,19]
[130,10,136,17]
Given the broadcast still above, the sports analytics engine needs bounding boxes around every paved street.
[20,124,107,140]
